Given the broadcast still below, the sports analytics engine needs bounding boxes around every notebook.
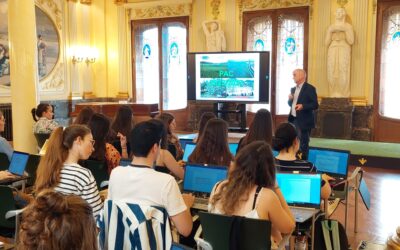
[0,151,30,184]
[182,143,239,162]
[276,173,321,222]
[183,163,228,210]
[308,147,350,192]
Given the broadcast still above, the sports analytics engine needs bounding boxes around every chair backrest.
[198,211,271,250]
[34,133,51,148]
[81,159,109,189]
[0,152,10,171]
[98,200,172,250]
[0,185,18,229]
[25,154,41,187]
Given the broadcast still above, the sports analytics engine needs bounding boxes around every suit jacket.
[288,82,319,130]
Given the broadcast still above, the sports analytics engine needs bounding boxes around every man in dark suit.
[288,69,318,160]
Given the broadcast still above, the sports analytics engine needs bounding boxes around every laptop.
[272,150,279,157]
[308,147,350,192]
[359,176,370,210]
[119,158,131,167]
[183,143,239,162]
[276,173,321,223]
[183,163,228,210]
[0,151,30,184]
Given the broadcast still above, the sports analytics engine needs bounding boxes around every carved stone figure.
[202,20,226,52]
[325,8,354,98]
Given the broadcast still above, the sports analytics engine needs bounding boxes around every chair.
[197,211,272,250]
[25,154,41,187]
[98,200,172,250]
[0,152,10,171]
[0,185,23,239]
[33,133,50,149]
[81,159,109,190]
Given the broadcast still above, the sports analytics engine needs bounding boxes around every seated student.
[31,103,60,134]
[188,118,233,167]
[111,105,134,156]
[107,120,194,237]
[157,112,184,160]
[273,122,332,200]
[236,108,273,154]
[17,190,98,250]
[0,110,13,160]
[88,113,127,174]
[209,141,295,245]
[35,125,103,218]
[193,112,216,143]
[150,119,184,179]
[73,106,94,125]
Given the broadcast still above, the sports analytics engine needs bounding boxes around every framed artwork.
[35,6,60,80]
[0,0,10,87]
[0,0,65,95]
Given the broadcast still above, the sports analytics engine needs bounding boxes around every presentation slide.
[195,53,260,102]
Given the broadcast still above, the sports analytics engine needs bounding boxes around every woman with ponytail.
[209,141,295,245]
[35,125,103,218]
[31,103,59,134]
[17,190,98,250]
[273,122,332,200]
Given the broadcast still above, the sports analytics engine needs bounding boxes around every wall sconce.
[70,46,98,64]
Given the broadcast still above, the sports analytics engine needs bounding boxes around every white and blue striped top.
[98,200,172,250]
[54,163,103,218]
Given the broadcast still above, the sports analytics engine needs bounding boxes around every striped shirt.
[54,163,103,218]
[275,158,316,173]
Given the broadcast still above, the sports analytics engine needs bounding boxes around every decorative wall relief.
[211,0,221,20]
[238,0,313,21]
[131,4,192,20]
[35,0,65,92]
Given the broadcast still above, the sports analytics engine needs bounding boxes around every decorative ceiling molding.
[79,0,92,4]
[130,4,192,20]
[237,0,313,21]
[211,0,221,20]
[114,0,128,5]
[37,0,62,30]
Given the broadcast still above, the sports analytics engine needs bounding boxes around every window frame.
[242,7,309,121]
[131,16,189,111]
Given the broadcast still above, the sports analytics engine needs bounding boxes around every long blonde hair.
[35,125,91,192]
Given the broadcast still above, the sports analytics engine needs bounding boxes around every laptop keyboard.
[290,207,316,222]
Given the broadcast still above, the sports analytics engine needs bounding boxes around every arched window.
[243,7,308,118]
[132,17,188,111]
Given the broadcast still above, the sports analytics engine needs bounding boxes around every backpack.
[314,219,349,250]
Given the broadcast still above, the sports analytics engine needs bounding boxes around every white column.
[314,0,331,97]
[68,1,81,99]
[8,0,38,153]
[351,0,369,98]
[116,6,129,99]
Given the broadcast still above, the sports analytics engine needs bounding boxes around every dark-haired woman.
[193,112,216,143]
[73,106,94,126]
[157,112,183,160]
[273,122,332,200]
[88,113,127,174]
[236,108,273,153]
[209,141,295,245]
[35,125,102,218]
[17,190,98,250]
[111,105,133,156]
[31,103,59,134]
[188,118,233,167]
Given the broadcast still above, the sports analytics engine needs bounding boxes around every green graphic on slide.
[200,60,255,78]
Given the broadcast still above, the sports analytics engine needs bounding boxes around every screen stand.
[213,103,247,132]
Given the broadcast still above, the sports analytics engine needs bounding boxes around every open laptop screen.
[276,173,321,207]
[359,178,370,210]
[183,164,228,194]
[228,143,238,156]
[8,151,30,176]
[308,148,350,176]
[183,143,196,162]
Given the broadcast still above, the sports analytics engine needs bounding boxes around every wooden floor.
[329,166,400,249]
